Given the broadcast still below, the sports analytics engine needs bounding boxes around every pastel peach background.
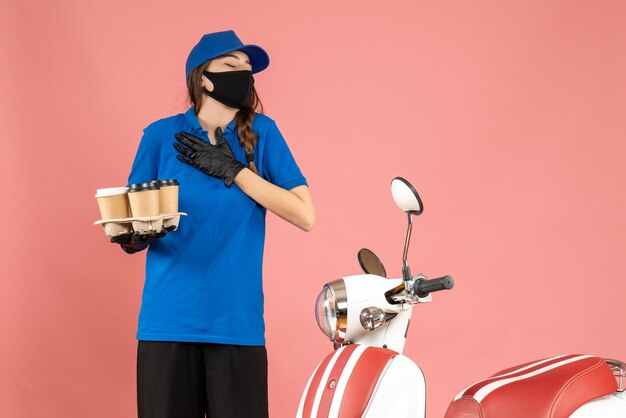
[2,0,625,417]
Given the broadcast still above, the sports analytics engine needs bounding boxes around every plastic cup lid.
[126,182,160,192]
[95,187,128,198]
[157,179,179,186]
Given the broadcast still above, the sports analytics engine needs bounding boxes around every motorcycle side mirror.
[391,177,423,215]
[391,176,424,281]
[357,248,387,278]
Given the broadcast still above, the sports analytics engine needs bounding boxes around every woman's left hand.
[173,127,246,187]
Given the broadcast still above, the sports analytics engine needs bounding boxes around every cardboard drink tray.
[93,212,187,236]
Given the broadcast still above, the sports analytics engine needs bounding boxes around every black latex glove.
[110,226,176,254]
[173,127,246,187]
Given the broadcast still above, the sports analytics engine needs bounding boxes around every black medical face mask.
[202,69,254,109]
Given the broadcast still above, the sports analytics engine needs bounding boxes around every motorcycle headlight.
[315,280,348,343]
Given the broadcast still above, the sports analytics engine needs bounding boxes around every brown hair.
[186,61,264,175]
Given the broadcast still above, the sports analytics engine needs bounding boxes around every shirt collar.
[184,106,237,135]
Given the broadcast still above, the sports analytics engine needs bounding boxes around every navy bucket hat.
[185,30,270,83]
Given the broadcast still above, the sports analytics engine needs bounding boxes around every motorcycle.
[296,176,626,418]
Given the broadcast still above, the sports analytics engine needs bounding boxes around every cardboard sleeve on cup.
[94,179,187,237]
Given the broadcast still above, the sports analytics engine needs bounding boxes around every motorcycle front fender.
[296,344,426,418]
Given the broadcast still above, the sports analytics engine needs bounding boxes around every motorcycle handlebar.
[414,275,454,298]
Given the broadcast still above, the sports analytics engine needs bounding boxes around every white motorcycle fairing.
[327,274,429,354]
[570,390,626,417]
[296,344,427,418]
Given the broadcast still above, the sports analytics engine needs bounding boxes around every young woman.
[119,30,315,418]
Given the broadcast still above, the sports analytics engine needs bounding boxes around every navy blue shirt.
[127,106,308,345]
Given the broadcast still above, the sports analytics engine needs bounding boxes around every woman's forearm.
[233,168,315,231]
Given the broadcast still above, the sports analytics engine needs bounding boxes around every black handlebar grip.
[414,275,455,298]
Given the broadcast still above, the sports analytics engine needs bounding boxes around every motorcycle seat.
[444,354,617,418]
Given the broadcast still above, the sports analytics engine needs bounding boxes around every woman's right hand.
[173,128,246,187]
[111,226,176,254]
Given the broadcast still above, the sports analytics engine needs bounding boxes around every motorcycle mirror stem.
[402,211,413,283]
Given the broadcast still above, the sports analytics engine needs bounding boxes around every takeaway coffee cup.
[157,179,179,214]
[126,182,160,217]
[157,179,181,230]
[95,187,131,219]
[95,187,132,236]
[127,181,161,233]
